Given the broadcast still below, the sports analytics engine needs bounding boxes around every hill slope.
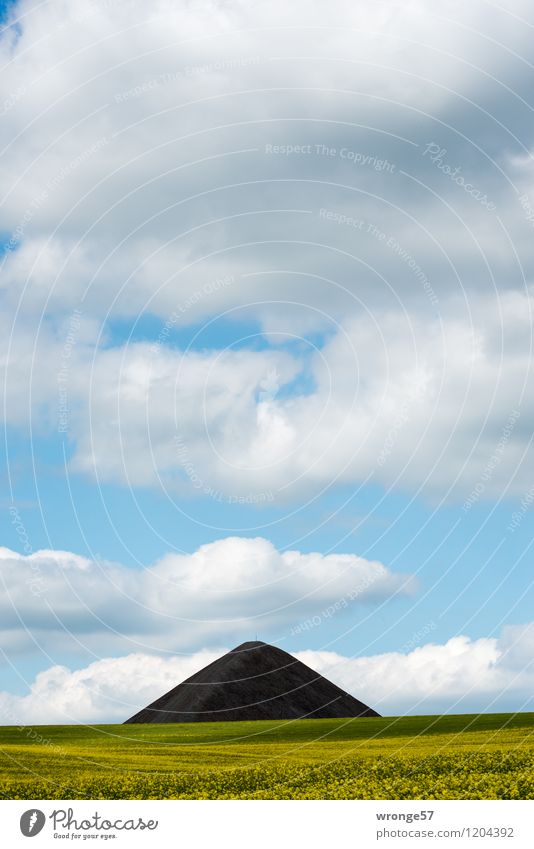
[124,640,379,723]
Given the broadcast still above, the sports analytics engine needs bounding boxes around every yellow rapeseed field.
[1,713,532,799]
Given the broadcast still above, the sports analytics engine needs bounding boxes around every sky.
[0,0,533,723]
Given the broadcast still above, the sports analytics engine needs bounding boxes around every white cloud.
[68,341,302,488]
[0,0,533,504]
[0,0,532,730]
[0,538,413,659]
[0,650,224,725]
[1,287,532,501]
[1,623,533,723]
[302,624,534,714]
[1,0,533,325]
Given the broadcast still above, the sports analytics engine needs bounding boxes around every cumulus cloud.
[0,650,225,725]
[1,0,533,505]
[1,623,533,723]
[2,286,532,501]
[303,624,534,715]
[1,0,532,731]
[0,538,414,658]
[1,0,533,325]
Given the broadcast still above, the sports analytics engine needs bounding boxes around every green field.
[1,713,533,799]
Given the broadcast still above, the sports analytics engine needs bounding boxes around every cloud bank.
[0,537,414,658]
[2,623,533,723]
[1,0,533,505]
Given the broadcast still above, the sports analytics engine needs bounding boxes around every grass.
[1,712,533,799]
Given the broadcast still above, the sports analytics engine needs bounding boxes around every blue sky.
[1,0,534,722]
